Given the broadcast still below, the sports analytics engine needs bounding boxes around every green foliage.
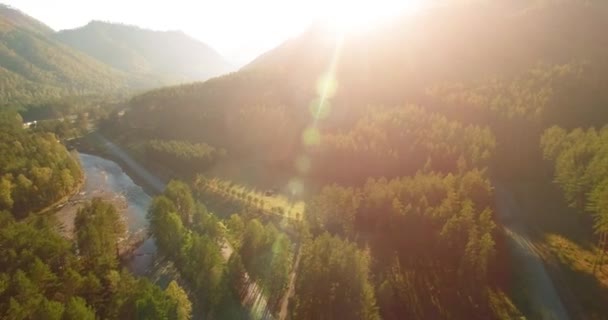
[430,61,608,128]
[143,140,225,176]
[150,181,295,317]
[314,105,495,182]
[0,111,82,218]
[21,0,608,318]
[307,185,360,237]
[63,297,96,320]
[235,218,294,306]
[117,0,608,167]
[164,180,196,225]
[0,5,130,107]
[304,170,499,319]
[165,281,192,320]
[148,182,228,314]
[148,196,185,258]
[487,288,525,320]
[226,214,245,246]
[134,282,171,319]
[0,201,182,320]
[293,233,379,320]
[74,198,125,275]
[541,126,608,235]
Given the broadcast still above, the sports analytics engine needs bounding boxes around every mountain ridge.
[55,20,233,85]
[0,3,233,107]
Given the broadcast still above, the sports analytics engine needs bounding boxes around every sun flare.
[316,0,425,32]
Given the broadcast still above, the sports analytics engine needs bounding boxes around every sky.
[5,0,426,65]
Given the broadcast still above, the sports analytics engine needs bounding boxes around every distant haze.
[3,0,425,66]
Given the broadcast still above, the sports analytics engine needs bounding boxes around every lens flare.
[316,73,338,97]
[315,0,426,33]
[295,155,312,173]
[302,127,321,146]
[309,98,332,120]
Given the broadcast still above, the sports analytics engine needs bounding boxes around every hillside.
[56,21,233,85]
[0,3,52,35]
[0,4,129,107]
[123,0,608,152]
[110,1,608,319]
[245,0,608,102]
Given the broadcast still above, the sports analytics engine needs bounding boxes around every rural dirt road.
[494,183,569,320]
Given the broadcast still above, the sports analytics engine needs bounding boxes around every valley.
[2,1,608,320]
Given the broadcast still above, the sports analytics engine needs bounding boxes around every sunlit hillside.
[2,0,608,319]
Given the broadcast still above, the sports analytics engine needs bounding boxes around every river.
[76,152,157,276]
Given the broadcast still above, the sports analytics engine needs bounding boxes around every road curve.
[494,183,569,320]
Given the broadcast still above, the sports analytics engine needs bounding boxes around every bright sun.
[317,0,426,32]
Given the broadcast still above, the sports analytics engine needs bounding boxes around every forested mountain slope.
[55,21,233,85]
[245,0,608,99]
[0,4,52,34]
[111,1,608,319]
[0,4,129,107]
[0,111,82,218]
[0,4,232,109]
[121,0,608,172]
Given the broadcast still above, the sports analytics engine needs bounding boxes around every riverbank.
[54,188,127,240]
[34,151,85,216]
[52,151,159,276]
[68,132,166,196]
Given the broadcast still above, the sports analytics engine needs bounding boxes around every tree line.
[149,180,298,318]
[0,109,192,319]
[0,111,82,218]
[310,105,495,183]
[142,139,225,176]
[148,180,247,318]
[0,199,192,319]
[298,169,519,319]
[541,126,608,268]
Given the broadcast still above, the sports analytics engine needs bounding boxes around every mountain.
[0,4,233,108]
[125,0,608,140]
[244,0,608,99]
[120,0,608,189]
[0,4,128,107]
[0,4,52,35]
[55,21,233,85]
[111,2,608,319]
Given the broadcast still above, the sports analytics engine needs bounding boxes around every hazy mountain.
[0,4,233,107]
[0,4,130,106]
[245,0,608,93]
[0,4,52,35]
[123,0,608,149]
[55,21,233,85]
